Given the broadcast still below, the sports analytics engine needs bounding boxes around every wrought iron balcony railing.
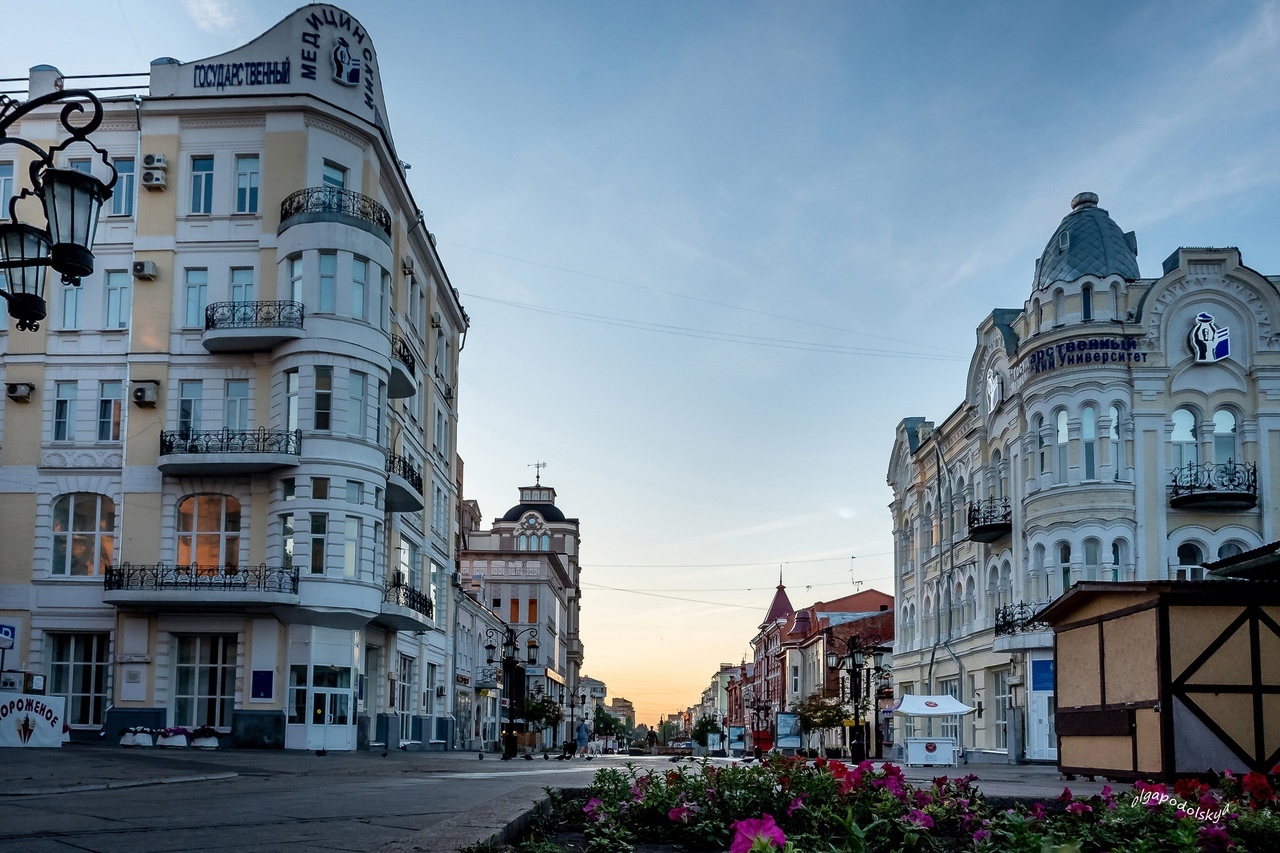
[384,576,434,620]
[968,498,1011,528]
[994,600,1051,637]
[160,428,302,456]
[391,333,416,377]
[105,562,299,594]
[386,452,424,495]
[205,300,304,331]
[1170,461,1257,508]
[279,186,391,236]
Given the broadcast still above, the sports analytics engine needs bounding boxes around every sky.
[9,0,1280,726]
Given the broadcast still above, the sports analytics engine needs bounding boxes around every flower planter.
[119,732,137,747]
[157,734,188,748]
[130,733,154,748]
[191,736,220,749]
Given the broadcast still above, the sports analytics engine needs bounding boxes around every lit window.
[97,381,122,442]
[176,494,241,570]
[51,493,115,575]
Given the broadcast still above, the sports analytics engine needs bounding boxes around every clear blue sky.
[10,1,1280,724]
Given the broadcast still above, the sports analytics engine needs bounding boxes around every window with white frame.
[178,380,203,435]
[1084,539,1101,581]
[54,381,77,441]
[184,268,208,327]
[287,255,303,302]
[1081,284,1093,321]
[994,669,1010,750]
[49,633,111,726]
[190,156,214,214]
[61,280,82,329]
[235,155,259,213]
[938,677,959,740]
[1171,408,1198,470]
[173,634,236,727]
[345,480,363,504]
[352,256,367,320]
[314,366,332,431]
[1054,410,1069,484]
[1082,405,1097,479]
[224,379,249,431]
[1108,405,1124,480]
[380,269,390,330]
[1213,409,1237,464]
[176,494,240,570]
[0,160,12,211]
[348,371,366,438]
[318,251,336,313]
[104,270,130,329]
[399,655,415,742]
[310,512,329,574]
[97,380,122,442]
[432,484,447,538]
[1177,543,1205,581]
[111,158,134,216]
[280,513,295,570]
[900,683,916,739]
[1059,542,1072,592]
[51,493,115,576]
[230,267,255,302]
[284,369,299,432]
[343,515,361,578]
[322,161,346,190]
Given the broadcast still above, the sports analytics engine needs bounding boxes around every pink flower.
[1065,802,1092,815]
[668,805,692,822]
[730,814,787,853]
[973,828,992,845]
[1198,823,1236,853]
[583,797,604,821]
[902,809,934,830]
[786,794,806,816]
[1056,787,1073,802]
[1029,802,1048,821]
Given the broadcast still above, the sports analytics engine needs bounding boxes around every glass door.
[306,666,354,751]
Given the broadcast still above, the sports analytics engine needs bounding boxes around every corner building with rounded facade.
[0,6,466,750]
[887,192,1280,763]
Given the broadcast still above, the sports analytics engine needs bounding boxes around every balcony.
[104,562,299,607]
[374,576,435,631]
[159,428,301,475]
[1170,461,1258,510]
[202,300,304,353]
[278,186,391,245]
[994,600,1051,637]
[385,452,424,512]
[388,333,416,399]
[967,498,1012,543]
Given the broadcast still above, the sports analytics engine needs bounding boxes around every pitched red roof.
[760,584,794,627]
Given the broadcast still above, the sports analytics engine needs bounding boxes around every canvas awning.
[892,695,976,717]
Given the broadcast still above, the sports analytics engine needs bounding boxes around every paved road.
[0,745,1106,852]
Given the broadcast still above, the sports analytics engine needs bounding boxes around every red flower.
[1175,778,1210,800]
[1242,771,1274,807]
[1056,786,1073,802]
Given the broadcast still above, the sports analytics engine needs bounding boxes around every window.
[311,477,330,500]
[348,371,366,437]
[112,158,135,216]
[173,634,236,728]
[184,268,208,327]
[224,380,249,431]
[375,380,386,445]
[288,665,308,724]
[105,270,130,328]
[281,513,295,569]
[1219,543,1244,560]
[399,655,416,739]
[993,669,1010,750]
[1055,410,1069,484]
[1031,299,1041,334]
[1171,408,1198,470]
[69,158,92,174]
[344,516,361,578]
[1035,415,1047,475]
[1081,406,1097,479]
[1213,410,1237,464]
[54,381,77,441]
[352,257,368,320]
[380,270,391,330]
[432,484,447,536]
[529,597,539,624]
[314,366,332,430]
[0,161,12,212]
[281,478,296,501]
[284,369,299,432]
[318,252,336,313]
[176,494,240,570]
[234,155,259,213]
[310,513,328,574]
[1109,405,1123,480]
[190,156,214,214]
[230,267,255,302]
[1177,543,1205,581]
[288,256,303,303]
[322,161,347,190]
[51,493,115,576]
[97,381,122,442]
[345,480,363,504]
[1081,284,1093,321]
[61,280,82,329]
[1059,542,1072,591]
[178,380,203,435]
[791,664,800,695]
[1052,289,1065,325]
[938,677,959,740]
[49,633,110,726]
[1084,539,1100,581]
[434,408,446,454]
[402,539,421,589]
[510,598,520,624]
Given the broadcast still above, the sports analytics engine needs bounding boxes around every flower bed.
[480,756,1280,852]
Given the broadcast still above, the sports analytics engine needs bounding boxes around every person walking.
[575,720,591,757]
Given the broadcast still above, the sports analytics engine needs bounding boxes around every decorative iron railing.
[391,333,416,377]
[967,497,1011,529]
[105,562,299,594]
[1170,461,1257,499]
[279,186,391,236]
[994,600,1051,636]
[160,428,302,456]
[383,576,434,620]
[205,300,304,331]
[386,452,424,494]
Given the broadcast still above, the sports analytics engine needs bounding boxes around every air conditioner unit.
[451,571,461,586]
[142,153,168,170]
[435,685,446,698]
[5,382,34,403]
[132,260,158,280]
[430,311,442,329]
[443,384,454,401]
[142,169,166,189]
[402,258,414,275]
[130,381,159,407]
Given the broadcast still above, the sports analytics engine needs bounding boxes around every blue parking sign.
[0,624,15,643]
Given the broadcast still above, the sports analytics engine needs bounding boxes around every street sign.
[0,624,15,643]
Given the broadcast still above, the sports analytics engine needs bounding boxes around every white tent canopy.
[893,695,976,717]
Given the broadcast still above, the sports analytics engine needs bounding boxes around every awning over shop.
[892,695,976,717]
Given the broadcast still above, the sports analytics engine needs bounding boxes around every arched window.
[1053,289,1065,326]
[1081,284,1093,322]
[1110,283,1121,319]
[1000,562,1012,608]
[1084,539,1101,581]
[517,534,528,551]
[1058,542,1072,591]
[923,503,934,550]
[177,494,241,571]
[964,577,977,630]
[923,596,933,644]
[1171,408,1198,470]
[1213,409,1237,465]
[952,477,966,539]
[1082,406,1097,479]
[991,450,1003,499]
[1109,405,1124,480]
[1177,542,1204,581]
[1031,544,1045,600]
[540,534,550,550]
[1218,542,1244,561]
[52,493,116,576]
[1035,416,1047,475]
[987,566,1000,619]
[1055,410,1069,484]
[1110,540,1128,582]
[1031,299,1041,334]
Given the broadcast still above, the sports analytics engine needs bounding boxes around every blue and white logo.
[331,37,360,87]
[1189,312,1230,363]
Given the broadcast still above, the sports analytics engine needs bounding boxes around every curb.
[377,784,553,852]
[1,771,239,797]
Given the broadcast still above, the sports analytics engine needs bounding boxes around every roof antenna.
[528,460,546,486]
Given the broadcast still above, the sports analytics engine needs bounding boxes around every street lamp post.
[0,90,118,331]
[483,626,539,759]
[825,632,890,762]
[747,685,771,759]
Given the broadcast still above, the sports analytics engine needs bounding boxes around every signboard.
[707,732,722,751]
[0,694,65,748]
[0,624,15,644]
[775,712,803,750]
[1031,659,1055,692]
[1020,336,1146,378]
[727,725,745,752]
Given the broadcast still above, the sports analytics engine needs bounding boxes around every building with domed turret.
[887,192,1280,764]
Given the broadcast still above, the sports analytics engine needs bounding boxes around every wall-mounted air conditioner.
[5,382,34,403]
[142,153,168,170]
[402,257,414,275]
[430,311,442,329]
[435,685,446,698]
[142,169,166,189]
[132,260,158,280]
[131,380,159,407]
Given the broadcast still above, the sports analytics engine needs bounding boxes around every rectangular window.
[61,282,82,329]
[432,484,447,537]
[224,379,249,431]
[190,155,214,214]
[49,633,110,726]
[284,369,299,432]
[380,270,390,330]
[318,251,336,313]
[344,515,361,578]
[174,634,236,728]
[234,154,259,213]
[938,677,960,740]
[281,478,295,501]
[510,598,520,624]
[111,158,135,216]
[281,513,295,569]
[310,513,328,574]
[348,371,366,437]
[314,366,332,431]
[425,662,438,717]
[54,381,77,441]
[352,257,368,320]
[791,665,800,695]
[311,477,330,500]
[288,665,308,724]
[184,268,208,327]
[288,256,303,303]
[178,380,203,435]
[230,267,255,302]
[528,597,538,624]
[69,158,92,174]
[322,161,347,189]
[345,480,363,504]
[97,381,122,442]
[376,380,386,445]
[994,669,1010,750]
[0,161,12,211]
[105,270,130,329]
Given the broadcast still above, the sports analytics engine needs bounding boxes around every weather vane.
[528,460,547,485]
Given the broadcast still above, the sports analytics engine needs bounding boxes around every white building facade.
[888,192,1280,763]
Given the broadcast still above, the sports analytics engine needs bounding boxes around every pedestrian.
[576,719,590,757]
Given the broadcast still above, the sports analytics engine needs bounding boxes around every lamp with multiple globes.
[825,631,890,761]
[483,625,539,759]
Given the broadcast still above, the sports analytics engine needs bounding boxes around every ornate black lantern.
[0,89,117,331]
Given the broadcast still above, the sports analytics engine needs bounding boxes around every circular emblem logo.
[924,700,938,708]
[925,742,937,753]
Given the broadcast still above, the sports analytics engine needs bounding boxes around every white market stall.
[894,695,975,766]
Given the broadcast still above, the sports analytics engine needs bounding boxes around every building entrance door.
[307,666,354,751]
[1026,659,1057,761]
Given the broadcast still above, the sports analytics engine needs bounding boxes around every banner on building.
[0,693,65,748]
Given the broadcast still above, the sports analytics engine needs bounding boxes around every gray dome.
[1034,192,1139,291]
